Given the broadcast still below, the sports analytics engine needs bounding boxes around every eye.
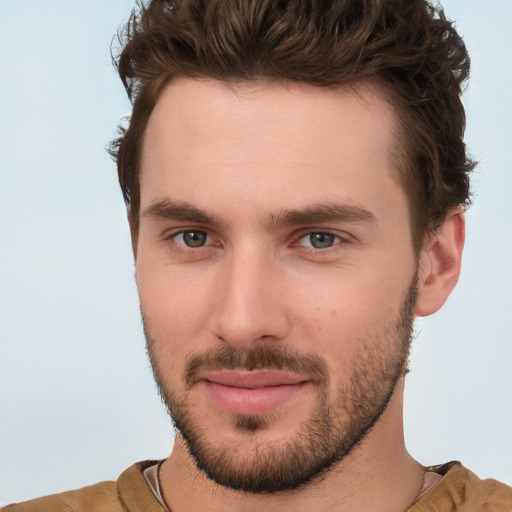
[172,230,211,248]
[297,232,341,249]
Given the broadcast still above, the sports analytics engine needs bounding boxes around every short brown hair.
[110,0,474,252]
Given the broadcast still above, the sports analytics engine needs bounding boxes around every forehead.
[142,78,398,162]
[139,78,406,226]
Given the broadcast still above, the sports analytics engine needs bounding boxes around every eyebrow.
[142,199,376,228]
[266,202,376,228]
[142,199,222,226]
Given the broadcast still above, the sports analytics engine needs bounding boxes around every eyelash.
[295,232,344,250]
[167,229,347,251]
[170,230,218,249]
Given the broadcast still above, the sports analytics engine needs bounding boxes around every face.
[136,78,419,493]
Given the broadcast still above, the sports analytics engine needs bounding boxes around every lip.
[201,370,309,415]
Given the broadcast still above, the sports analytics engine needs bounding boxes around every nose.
[210,247,291,348]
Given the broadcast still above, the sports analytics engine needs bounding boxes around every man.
[3,0,511,511]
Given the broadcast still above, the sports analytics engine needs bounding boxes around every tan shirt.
[3,461,511,511]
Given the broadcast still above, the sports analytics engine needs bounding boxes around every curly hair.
[110,0,474,253]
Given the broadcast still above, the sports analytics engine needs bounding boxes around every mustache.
[185,345,329,389]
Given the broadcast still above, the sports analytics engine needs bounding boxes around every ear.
[415,208,465,317]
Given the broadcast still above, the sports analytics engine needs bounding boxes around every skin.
[134,78,465,512]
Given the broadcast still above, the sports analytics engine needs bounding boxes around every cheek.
[291,266,413,361]
[294,268,407,323]
[137,240,210,318]
[136,257,216,373]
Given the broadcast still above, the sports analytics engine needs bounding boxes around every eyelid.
[163,225,207,239]
[292,228,351,247]
[161,226,351,250]
[165,227,220,249]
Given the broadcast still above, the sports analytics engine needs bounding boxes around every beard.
[144,272,417,494]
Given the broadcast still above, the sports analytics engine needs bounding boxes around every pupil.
[184,231,206,247]
[310,233,334,249]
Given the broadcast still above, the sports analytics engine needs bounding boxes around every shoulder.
[1,461,163,512]
[1,481,119,512]
[411,461,512,512]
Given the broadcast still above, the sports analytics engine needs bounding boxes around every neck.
[160,379,424,512]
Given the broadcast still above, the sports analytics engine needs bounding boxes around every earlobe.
[415,209,466,317]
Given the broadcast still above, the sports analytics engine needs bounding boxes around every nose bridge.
[211,242,288,347]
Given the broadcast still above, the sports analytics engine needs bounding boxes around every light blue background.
[1,1,511,504]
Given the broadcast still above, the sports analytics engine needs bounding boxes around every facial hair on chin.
[144,272,418,494]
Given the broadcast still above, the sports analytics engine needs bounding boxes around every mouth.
[200,370,309,416]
